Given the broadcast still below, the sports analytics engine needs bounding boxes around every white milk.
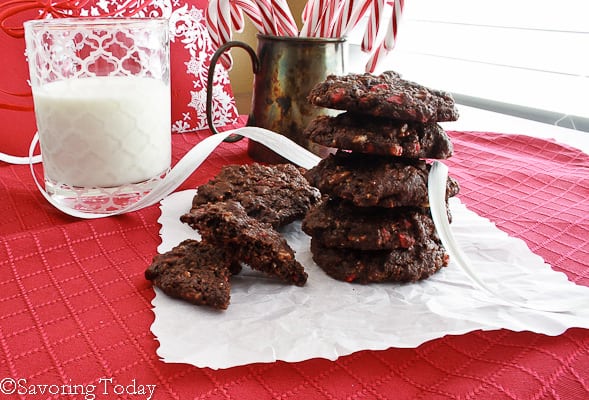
[33,76,171,187]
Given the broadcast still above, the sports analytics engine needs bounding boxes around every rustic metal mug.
[207,34,347,163]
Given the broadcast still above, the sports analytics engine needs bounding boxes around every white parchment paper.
[150,190,589,369]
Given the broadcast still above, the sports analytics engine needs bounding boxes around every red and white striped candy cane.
[272,0,299,36]
[326,0,345,37]
[383,0,403,49]
[365,0,404,72]
[206,0,233,69]
[301,0,312,25]
[233,0,265,34]
[331,0,346,37]
[362,0,384,51]
[336,0,371,37]
[205,1,220,45]
[254,0,279,35]
[365,40,385,72]
[316,0,341,37]
[217,0,233,42]
[230,1,245,32]
[300,0,323,37]
[218,0,234,68]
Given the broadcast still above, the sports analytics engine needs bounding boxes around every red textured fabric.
[1,128,588,399]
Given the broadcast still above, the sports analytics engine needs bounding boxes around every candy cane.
[300,0,323,37]
[219,0,235,68]
[384,0,403,49]
[364,40,385,72]
[362,0,384,51]
[230,1,245,32]
[206,0,233,69]
[330,0,350,37]
[233,0,265,34]
[302,0,312,22]
[364,0,404,72]
[205,2,221,46]
[316,0,340,37]
[272,0,299,36]
[337,0,372,37]
[217,0,233,42]
[255,0,279,35]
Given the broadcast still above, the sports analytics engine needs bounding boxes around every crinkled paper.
[150,191,589,369]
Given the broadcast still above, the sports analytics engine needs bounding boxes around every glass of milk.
[24,18,171,213]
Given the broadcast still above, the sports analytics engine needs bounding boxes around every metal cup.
[207,34,347,163]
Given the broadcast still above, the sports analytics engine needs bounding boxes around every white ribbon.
[27,127,321,219]
[0,151,42,164]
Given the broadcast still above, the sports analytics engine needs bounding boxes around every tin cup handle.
[206,41,260,143]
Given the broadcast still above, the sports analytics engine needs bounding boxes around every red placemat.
[446,131,589,286]
[0,130,587,399]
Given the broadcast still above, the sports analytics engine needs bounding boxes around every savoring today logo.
[0,377,156,400]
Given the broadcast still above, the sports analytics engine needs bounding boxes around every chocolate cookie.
[308,71,459,123]
[189,163,321,229]
[310,236,449,284]
[302,199,438,251]
[145,239,235,310]
[305,151,460,208]
[304,112,453,159]
[181,201,308,286]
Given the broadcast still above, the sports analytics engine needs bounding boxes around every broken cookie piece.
[181,200,308,286]
[145,239,237,310]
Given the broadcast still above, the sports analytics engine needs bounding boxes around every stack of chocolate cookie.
[302,71,460,284]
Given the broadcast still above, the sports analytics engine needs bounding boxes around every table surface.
[1,110,588,400]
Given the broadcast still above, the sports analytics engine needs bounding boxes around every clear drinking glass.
[24,18,171,213]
